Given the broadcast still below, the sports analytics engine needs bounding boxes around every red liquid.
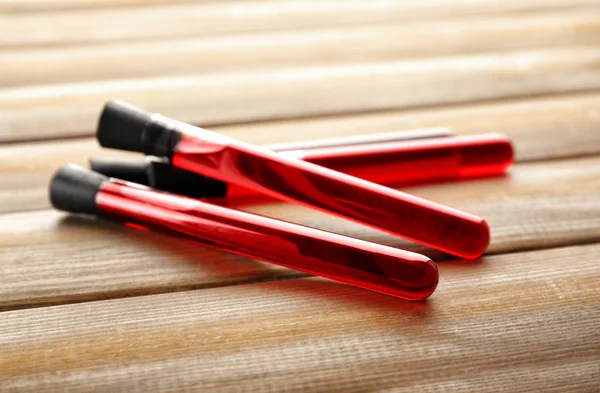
[171,128,490,259]
[97,180,439,301]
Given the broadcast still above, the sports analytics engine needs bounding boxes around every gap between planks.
[3,45,600,143]
[0,243,598,392]
[2,155,600,311]
[2,9,600,87]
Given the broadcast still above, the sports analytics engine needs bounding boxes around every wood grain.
[3,10,600,87]
[3,45,600,143]
[2,155,600,310]
[2,0,599,48]
[2,92,600,214]
[1,243,598,392]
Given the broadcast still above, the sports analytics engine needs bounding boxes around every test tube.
[49,164,439,301]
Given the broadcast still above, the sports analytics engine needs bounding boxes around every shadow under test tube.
[97,100,491,259]
[49,164,439,301]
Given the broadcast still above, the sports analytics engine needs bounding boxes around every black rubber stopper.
[89,156,151,186]
[149,160,229,198]
[97,100,150,152]
[97,100,181,157]
[89,156,229,198]
[49,164,107,214]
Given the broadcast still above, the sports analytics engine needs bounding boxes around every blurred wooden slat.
[2,92,600,214]
[2,156,600,310]
[0,0,224,13]
[2,0,599,48]
[3,10,600,87]
[3,45,600,143]
[1,0,595,14]
[1,243,598,392]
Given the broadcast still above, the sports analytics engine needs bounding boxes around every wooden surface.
[0,1,599,392]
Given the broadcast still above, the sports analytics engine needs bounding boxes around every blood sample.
[49,164,439,301]
[280,133,514,187]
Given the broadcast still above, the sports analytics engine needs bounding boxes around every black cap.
[89,156,151,186]
[149,160,229,198]
[89,156,229,198]
[97,100,181,158]
[49,164,107,215]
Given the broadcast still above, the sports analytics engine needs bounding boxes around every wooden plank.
[3,10,600,87]
[1,92,600,214]
[217,91,600,163]
[2,0,598,48]
[2,156,600,310]
[1,0,594,14]
[3,46,600,143]
[1,243,598,392]
[0,0,224,13]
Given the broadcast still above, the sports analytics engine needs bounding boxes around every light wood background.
[0,1,599,392]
